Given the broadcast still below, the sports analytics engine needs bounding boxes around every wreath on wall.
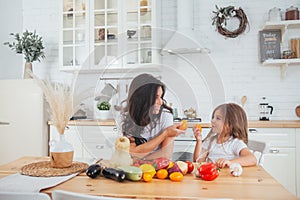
[212,5,249,38]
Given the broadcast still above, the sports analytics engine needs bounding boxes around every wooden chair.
[0,192,50,200]
[172,151,193,162]
[247,140,267,166]
[52,190,131,200]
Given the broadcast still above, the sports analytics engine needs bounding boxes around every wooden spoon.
[241,96,247,107]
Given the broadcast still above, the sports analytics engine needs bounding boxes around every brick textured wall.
[22,0,300,121]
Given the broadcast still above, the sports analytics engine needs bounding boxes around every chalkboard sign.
[259,29,281,62]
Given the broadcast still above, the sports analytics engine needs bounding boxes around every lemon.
[139,164,156,177]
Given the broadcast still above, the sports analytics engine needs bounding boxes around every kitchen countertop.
[0,156,297,199]
[49,119,300,128]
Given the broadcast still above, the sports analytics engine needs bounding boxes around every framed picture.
[259,29,281,62]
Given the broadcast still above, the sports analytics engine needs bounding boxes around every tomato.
[179,120,188,130]
[169,172,184,182]
[195,123,202,132]
[156,169,168,179]
[143,172,153,182]
[198,162,219,181]
[186,161,194,173]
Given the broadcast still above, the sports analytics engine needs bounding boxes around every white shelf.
[261,20,300,79]
[262,58,300,79]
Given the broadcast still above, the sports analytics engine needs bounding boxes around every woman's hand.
[193,125,202,141]
[165,123,186,137]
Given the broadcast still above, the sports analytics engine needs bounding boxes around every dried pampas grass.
[29,71,81,134]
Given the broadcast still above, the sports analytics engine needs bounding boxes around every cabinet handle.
[113,127,118,131]
[0,121,10,125]
[269,149,280,154]
[96,144,105,149]
[248,128,257,133]
[65,126,70,130]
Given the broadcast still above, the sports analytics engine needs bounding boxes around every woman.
[193,103,257,168]
[121,73,185,159]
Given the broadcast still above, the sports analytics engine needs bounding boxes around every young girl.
[121,73,185,160]
[193,103,257,168]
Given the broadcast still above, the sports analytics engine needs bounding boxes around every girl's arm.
[193,125,208,162]
[216,148,257,168]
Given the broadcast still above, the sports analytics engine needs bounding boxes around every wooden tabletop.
[0,156,297,199]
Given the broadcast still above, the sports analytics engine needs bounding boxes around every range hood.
[160,0,210,55]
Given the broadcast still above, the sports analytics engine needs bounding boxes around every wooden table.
[0,156,298,199]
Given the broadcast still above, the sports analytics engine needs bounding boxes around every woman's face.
[211,109,225,134]
[153,86,163,114]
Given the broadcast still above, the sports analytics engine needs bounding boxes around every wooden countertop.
[0,156,297,199]
[49,119,300,128]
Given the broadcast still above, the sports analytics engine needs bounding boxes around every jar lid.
[286,6,299,12]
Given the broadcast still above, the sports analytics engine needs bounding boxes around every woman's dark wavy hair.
[121,74,172,145]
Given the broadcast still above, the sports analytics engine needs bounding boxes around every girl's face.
[211,109,225,134]
[153,86,163,114]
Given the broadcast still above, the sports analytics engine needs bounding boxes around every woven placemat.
[20,161,89,177]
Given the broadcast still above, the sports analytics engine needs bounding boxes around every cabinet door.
[81,126,119,160]
[50,125,83,159]
[263,148,296,195]
[61,0,89,70]
[248,128,296,196]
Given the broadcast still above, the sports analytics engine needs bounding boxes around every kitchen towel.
[0,173,77,192]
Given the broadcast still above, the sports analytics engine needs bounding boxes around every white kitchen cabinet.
[60,0,159,72]
[296,128,300,198]
[50,125,118,161]
[248,128,296,196]
[261,20,300,78]
[81,126,118,160]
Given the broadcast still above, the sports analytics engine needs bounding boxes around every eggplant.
[86,164,102,179]
[102,167,126,182]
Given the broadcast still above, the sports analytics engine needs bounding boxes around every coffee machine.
[259,97,274,121]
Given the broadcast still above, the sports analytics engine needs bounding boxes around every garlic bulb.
[230,163,243,177]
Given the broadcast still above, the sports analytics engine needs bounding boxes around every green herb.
[3,30,45,63]
[98,101,111,110]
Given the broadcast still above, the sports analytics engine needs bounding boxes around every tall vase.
[50,134,74,168]
[23,62,33,79]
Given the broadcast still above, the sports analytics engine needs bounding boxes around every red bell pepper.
[198,162,220,181]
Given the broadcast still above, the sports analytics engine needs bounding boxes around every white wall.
[0,0,23,79]
[1,0,300,121]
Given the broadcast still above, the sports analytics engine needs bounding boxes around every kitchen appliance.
[258,97,274,121]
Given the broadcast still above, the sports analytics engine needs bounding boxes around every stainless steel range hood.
[160,0,210,55]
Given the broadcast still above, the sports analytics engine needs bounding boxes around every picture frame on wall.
[259,29,281,62]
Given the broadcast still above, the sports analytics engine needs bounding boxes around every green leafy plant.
[3,30,45,62]
[97,101,111,110]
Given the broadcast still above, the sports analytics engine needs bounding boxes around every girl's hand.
[215,158,231,168]
[193,125,202,141]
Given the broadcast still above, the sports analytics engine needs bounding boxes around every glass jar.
[285,6,299,20]
[268,7,282,21]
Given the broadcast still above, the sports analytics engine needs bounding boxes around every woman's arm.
[129,124,184,159]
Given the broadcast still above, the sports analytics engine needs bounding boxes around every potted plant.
[3,30,45,79]
[96,101,111,120]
